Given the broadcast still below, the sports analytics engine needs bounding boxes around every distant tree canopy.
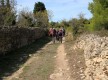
[33,2,48,28]
[17,2,50,28]
[88,0,108,30]
[0,0,16,26]
[33,2,46,13]
[50,21,56,27]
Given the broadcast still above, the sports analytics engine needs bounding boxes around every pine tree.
[33,2,46,14]
[88,0,108,30]
[33,2,48,28]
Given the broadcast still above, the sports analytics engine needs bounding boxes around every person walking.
[56,29,59,41]
[48,28,53,37]
[58,29,63,43]
[62,27,65,37]
[52,28,56,43]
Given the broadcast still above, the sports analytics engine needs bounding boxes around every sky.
[16,0,93,22]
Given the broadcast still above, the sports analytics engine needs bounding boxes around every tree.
[60,19,69,27]
[0,0,16,26]
[33,2,46,13]
[78,13,86,27]
[6,0,10,7]
[17,8,34,27]
[33,2,49,28]
[88,0,108,30]
[69,18,79,34]
[34,11,49,27]
[0,0,4,6]
[50,21,56,27]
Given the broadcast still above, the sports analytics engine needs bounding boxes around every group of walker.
[48,27,65,43]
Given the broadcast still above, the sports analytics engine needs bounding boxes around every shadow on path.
[0,37,51,80]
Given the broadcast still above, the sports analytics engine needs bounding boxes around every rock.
[81,75,85,79]
[80,70,83,73]
[73,65,76,67]
[29,54,32,57]
[101,42,106,48]
[77,61,81,63]
[54,56,57,58]
[73,34,108,80]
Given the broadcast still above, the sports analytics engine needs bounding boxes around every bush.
[65,27,73,41]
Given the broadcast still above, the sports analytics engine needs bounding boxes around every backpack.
[58,30,62,36]
[53,29,56,37]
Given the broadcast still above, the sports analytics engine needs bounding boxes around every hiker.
[62,27,65,37]
[56,29,59,41]
[58,29,63,43]
[48,28,53,37]
[52,28,56,43]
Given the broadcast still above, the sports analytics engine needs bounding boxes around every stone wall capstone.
[73,34,108,80]
[0,26,45,54]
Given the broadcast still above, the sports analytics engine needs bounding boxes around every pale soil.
[50,42,72,80]
[65,41,86,80]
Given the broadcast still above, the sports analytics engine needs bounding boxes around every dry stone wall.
[0,26,45,54]
[73,34,108,80]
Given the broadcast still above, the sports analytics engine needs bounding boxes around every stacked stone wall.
[0,26,45,54]
[73,34,108,80]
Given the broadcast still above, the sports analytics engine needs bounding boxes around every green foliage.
[49,20,70,29]
[1,0,4,6]
[69,18,79,34]
[65,13,92,37]
[65,26,73,41]
[33,2,46,14]
[34,11,49,28]
[88,0,108,30]
[0,0,16,26]
[60,19,69,28]
[54,22,61,28]
[69,13,87,35]
[33,2,49,28]
[66,26,73,32]
[6,0,10,7]
[17,9,34,27]
[85,23,94,32]
[49,21,61,28]
[50,21,56,27]
[4,10,16,26]
[17,2,49,28]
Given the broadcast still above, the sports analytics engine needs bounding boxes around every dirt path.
[3,38,84,80]
[50,41,72,80]
[65,41,86,80]
[3,41,59,80]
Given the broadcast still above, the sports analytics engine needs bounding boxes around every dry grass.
[0,37,51,80]
[11,42,60,80]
